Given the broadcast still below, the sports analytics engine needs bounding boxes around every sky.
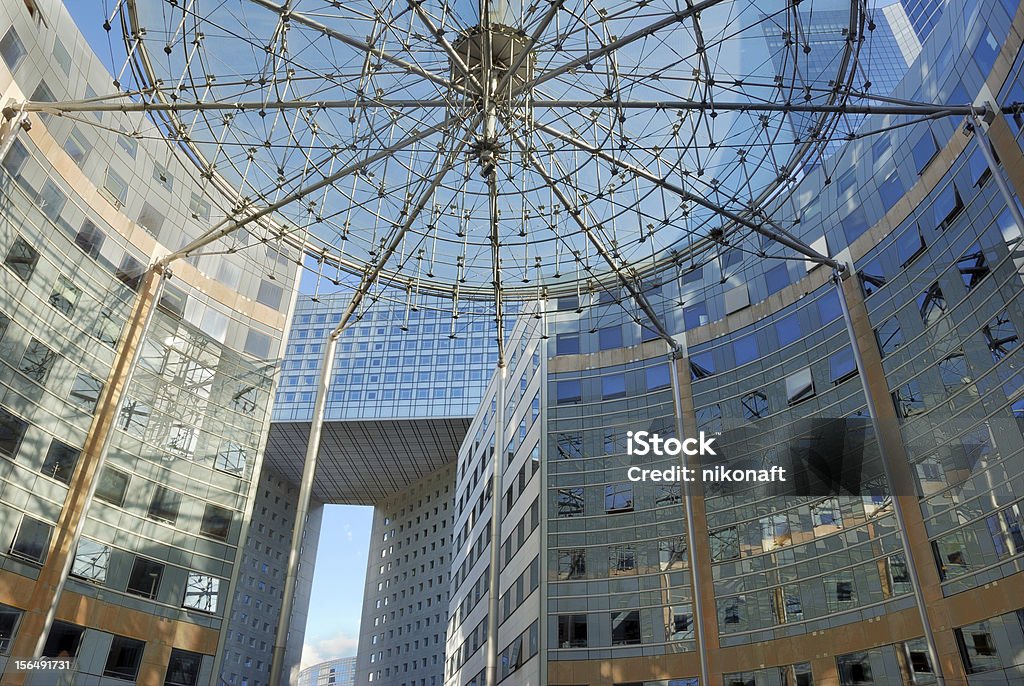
[61,0,376,668]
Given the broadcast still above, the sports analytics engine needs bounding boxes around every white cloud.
[301,631,360,669]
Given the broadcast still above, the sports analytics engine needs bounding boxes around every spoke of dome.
[243,0,463,96]
[330,123,479,338]
[159,112,467,267]
[407,0,479,90]
[486,170,506,366]
[14,98,450,115]
[516,0,731,98]
[528,99,986,116]
[507,129,678,352]
[526,117,838,268]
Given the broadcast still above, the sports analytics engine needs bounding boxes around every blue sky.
[61,0,374,666]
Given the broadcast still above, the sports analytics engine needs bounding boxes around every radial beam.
[529,100,1003,116]
[529,118,841,268]
[509,130,680,351]
[407,0,480,90]
[157,113,464,268]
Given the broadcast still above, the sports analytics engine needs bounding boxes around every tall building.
[0,0,301,683]
[298,656,357,686]
[900,0,948,41]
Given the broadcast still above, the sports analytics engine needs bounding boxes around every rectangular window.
[189,193,211,221]
[20,339,56,384]
[95,466,130,507]
[126,556,164,599]
[104,635,146,680]
[71,538,111,582]
[875,316,904,357]
[912,132,938,173]
[42,621,84,658]
[164,649,203,686]
[598,325,623,350]
[786,368,815,406]
[37,179,67,220]
[689,351,715,380]
[49,275,81,317]
[556,380,581,404]
[183,573,221,613]
[659,538,687,571]
[604,483,633,513]
[40,440,80,484]
[557,549,586,580]
[710,527,739,561]
[215,441,247,475]
[893,380,926,419]
[741,390,768,420]
[153,163,174,192]
[118,129,138,158]
[829,348,857,384]
[68,373,103,414]
[556,488,584,518]
[115,254,145,291]
[957,245,989,290]
[733,334,758,365]
[75,220,105,259]
[601,374,626,400]
[684,302,708,330]
[557,615,587,648]
[983,312,1019,361]
[10,515,52,564]
[609,546,636,575]
[0,27,26,70]
[200,504,232,541]
[63,128,92,167]
[5,236,39,282]
[148,486,182,524]
[765,264,789,295]
[610,610,641,645]
[0,603,22,655]
[556,333,579,355]
[0,408,29,459]
[103,167,129,207]
[646,364,671,391]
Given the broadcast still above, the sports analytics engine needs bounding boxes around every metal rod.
[0,108,29,160]
[971,108,1024,235]
[485,363,507,686]
[34,266,167,656]
[269,330,339,686]
[668,348,710,686]
[832,266,945,686]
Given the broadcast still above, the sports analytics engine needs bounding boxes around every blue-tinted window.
[598,325,623,351]
[684,302,708,330]
[896,230,926,266]
[765,264,789,295]
[878,172,904,212]
[602,374,626,399]
[972,29,1000,75]
[859,259,886,297]
[912,133,938,173]
[836,168,856,196]
[689,351,715,380]
[733,334,758,366]
[776,313,801,347]
[556,333,579,355]
[557,296,579,312]
[933,184,963,229]
[817,290,842,324]
[556,380,581,404]
[646,364,671,391]
[682,266,703,284]
[829,348,857,384]
[968,145,991,186]
[843,208,870,244]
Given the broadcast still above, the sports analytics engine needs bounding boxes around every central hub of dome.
[451,24,534,100]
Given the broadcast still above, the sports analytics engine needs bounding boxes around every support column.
[972,111,1024,233]
[983,112,1024,203]
[269,331,339,686]
[670,352,721,686]
[485,364,508,686]
[3,266,166,682]
[834,269,966,686]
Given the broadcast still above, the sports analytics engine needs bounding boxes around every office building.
[298,656,357,686]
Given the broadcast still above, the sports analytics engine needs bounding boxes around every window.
[604,483,633,513]
[875,317,904,357]
[556,295,579,311]
[917,283,947,324]
[983,312,1019,361]
[710,527,739,561]
[556,488,584,518]
[829,348,857,384]
[138,202,165,236]
[183,572,221,613]
[555,432,583,459]
[41,440,80,483]
[741,390,768,420]
[119,397,150,437]
[118,129,138,158]
[696,404,722,433]
[557,549,586,580]
[859,260,886,297]
[646,364,671,391]
[126,557,164,599]
[877,171,904,211]
[188,193,211,221]
[115,254,145,291]
[912,132,938,173]
[957,245,989,290]
[610,610,641,645]
[153,163,174,192]
[63,128,92,167]
[164,649,203,686]
[148,486,182,524]
[68,373,103,414]
[10,515,52,564]
[938,352,971,391]
[785,368,815,406]
[934,184,964,229]
[42,621,84,658]
[733,334,758,365]
[837,652,873,684]
[71,538,110,582]
[215,441,247,475]
[775,313,801,347]
[556,333,579,355]
[811,499,842,527]
[556,380,581,404]
[557,615,587,648]
[95,466,130,507]
[48,275,82,317]
[104,635,146,680]
[601,374,626,400]
[0,27,26,70]
[659,538,687,571]
[257,280,284,309]
[689,351,715,379]
[895,229,926,266]
[20,339,56,384]
[0,603,21,655]
[37,179,67,220]
[893,380,926,419]
[201,504,233,541]
[817,290,842,324]
[0,408,29,459]
[765,264,789,295]
[5,236,39,282]
[683,302,708,330]
[598,325,622,350]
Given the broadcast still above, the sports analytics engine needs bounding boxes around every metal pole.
[0,108,29,161]
[485,363,507,686]
[34,266,167,656]
[269,330,339,686]
[971,109,1024,234]
[668,347,710,686]
[832,267,945,686]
